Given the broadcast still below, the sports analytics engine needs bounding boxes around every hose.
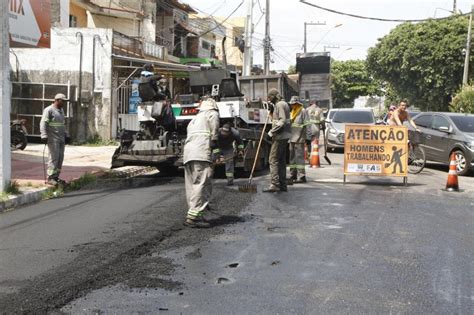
[42,144,47,184]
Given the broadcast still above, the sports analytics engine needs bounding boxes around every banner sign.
[9,0,51,48]
[344,125,408,177]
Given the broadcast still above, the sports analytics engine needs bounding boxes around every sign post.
[343,125,408,185]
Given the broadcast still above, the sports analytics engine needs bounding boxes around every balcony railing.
[113,31,166,60]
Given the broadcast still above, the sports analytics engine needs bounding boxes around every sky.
[184,0,473,71]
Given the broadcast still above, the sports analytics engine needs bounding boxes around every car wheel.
[453,150,470,176]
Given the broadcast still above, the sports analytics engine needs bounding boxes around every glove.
[65,136,71,145]
[268,130,273,138]
[41,137,48,144]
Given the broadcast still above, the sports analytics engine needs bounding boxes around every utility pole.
[263,0,271,75]
[453,0,457,14]
[303,21,326,53]
[0,0,11,191]
[243,0,253,76]
[463,5,473,85]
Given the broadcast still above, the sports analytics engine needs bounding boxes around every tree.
[450,85,474,113]
[331,60,382,108]
[287,64,296,74]
[366,16,472,111]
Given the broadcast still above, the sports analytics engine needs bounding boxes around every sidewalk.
[1,144,120,211]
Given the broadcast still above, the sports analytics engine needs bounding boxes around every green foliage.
[4,180,21,195]
[66,173,97,191]
[287,64,297,74]
[331,60,382,107]
[450,85,474,113]
[41,187,64,200]
[367,16,471,111]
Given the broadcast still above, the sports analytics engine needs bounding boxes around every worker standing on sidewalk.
[216,123,244,186]
[183,98,220,228]
[40,93,70,186]
[288,96,308,184]
[263,89,291,193]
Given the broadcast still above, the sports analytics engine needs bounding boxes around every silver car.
[326,109,376,149]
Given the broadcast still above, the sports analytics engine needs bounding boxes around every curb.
[0,188,49,213]
[0,170,107,214]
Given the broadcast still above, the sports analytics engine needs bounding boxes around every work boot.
[183,216,211,228]
[227,179,234,186]
[280,186,288,192]
[56,178,68,186]
[294,176,307,184]
[263,185,279,193]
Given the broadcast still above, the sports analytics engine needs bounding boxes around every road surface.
[0,153,472,313]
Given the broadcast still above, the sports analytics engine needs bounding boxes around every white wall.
[9,27,115,140]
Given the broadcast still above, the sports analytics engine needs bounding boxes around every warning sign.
[344,125,408,177]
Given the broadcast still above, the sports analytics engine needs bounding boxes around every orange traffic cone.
[310,139,321,168]
[445,152,459,192]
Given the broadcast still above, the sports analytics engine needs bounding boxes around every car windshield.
[332,111,374,124]
[328,111,337,120]
[450,115,474,133]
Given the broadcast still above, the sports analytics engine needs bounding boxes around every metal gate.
[11,81,75,136]
[115,77,139,131]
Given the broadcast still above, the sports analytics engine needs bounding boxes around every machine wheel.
[452,150,470,176]
[11,130,27,151]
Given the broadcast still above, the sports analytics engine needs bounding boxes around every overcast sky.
[185,0,473,71]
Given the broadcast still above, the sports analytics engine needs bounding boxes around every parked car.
[410,112,474,175]
[326,108,376,149]
[325,108,340,125]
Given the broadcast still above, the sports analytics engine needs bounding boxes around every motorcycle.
[10,119,28,151]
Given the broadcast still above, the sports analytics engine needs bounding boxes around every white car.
[326,108,376,149]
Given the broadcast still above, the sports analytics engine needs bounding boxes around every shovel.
[321,125,332,165]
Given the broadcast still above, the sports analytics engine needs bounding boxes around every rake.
[239,109,270,193]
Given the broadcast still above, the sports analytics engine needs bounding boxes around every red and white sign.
[9,0,51,48]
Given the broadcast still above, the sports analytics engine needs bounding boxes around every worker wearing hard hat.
[263,89,291,193]
[183,98,220,228]
[288,96,308,183]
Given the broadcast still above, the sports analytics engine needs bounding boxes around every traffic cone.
[310,139,321,168]
[445,152,459,192]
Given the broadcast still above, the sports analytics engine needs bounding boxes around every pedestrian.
[305,100,324,159]
[263,89,291,193]
[288,96,308,183]
[216,123,244,186]
[40,93,71,186]
[183,98,220,228]
[157,77,172,101]
[387,100,420,131]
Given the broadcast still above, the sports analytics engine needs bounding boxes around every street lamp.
[336,47,352,59]
[310,23,343,52]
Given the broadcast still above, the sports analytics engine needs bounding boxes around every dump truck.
[238,73,299,102]
[111,68,273,174]
[296,52,332,109]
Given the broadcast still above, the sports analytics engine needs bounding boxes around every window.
[69,15,77,27]
[201,41,210,50]
[451,115,474,132]
[431,116,450,130]
[332,111,375,124]
[414,114,432,128]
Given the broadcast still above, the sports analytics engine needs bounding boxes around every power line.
[300,0,470,22]
[198,0,245,37]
